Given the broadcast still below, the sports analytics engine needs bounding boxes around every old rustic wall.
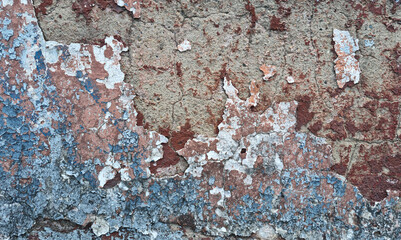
[0,0,401,239]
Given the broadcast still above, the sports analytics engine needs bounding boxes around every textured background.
[1,0,401,239]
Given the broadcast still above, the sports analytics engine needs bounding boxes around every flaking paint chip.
[333,29,361,88]
[115,0,141,18]
[260,64,276,80]
[286,76,295,84]
[178,39,191,52]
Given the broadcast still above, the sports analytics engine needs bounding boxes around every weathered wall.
[1,0,401,239]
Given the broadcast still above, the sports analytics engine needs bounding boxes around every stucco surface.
[1,0,401,239]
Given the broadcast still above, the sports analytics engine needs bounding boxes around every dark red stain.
[34,0,53,15]
[328,118,347,141]
[330,163,348,175]
[113,35,128,47]
[308,120,322,135]
[351,1,399,33]
[270,16,286,31]
[170,120,195,150]
[327,82,357,98]
[347,144,401,202]
[219,63,228,80]
[206,105,224,135]
[368,2,385,15]
[330,144,353,176]
[101,233,123,240]
[141,65,169,74]
[391,86,401,95]
[387,43,401,75]
[354,17,365,30]
[150,121,194,174]
[385,23,397,33]
[345,121,372,136]
[103,171,121,189]
[363,101,377,116]
[149,143,181,174]
[223,24,231,32]
[136,110,145,127]
[363,90,381,100]
[278,6,292,17]
[245,0,257,34]
[234,26,242,34]
[385,155,401,178]
[176,214,196,230]
[295,96,314,131]
[352,176,391,202]
[245,0,257,28]
[176,62,183,77]
[391,0,400,14]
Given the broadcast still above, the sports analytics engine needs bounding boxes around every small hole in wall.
[241,148,246,153]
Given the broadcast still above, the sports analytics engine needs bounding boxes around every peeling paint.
[333,29,361,88]
[177,39,191,52]
[286,76,295,84]
[259,64,276,81]
[1,1,401,239]
[115,0,141,18]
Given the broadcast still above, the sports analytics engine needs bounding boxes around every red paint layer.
[295,96,314,131]
[34,0,53,15]
[270,16,286,31]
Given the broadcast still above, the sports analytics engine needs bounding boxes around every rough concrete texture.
[1,0,401,239]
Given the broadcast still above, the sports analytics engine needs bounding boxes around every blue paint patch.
[208,176,215,186]
[364,39,375,47]
[34,50,47,74]
[1,18,14,41]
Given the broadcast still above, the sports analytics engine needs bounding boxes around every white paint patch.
[95,36,128,89]
[58,43,91,77]
[21,43,41,78]
[146,133,168,163]
[256,224,278,240]
[223,78,240,101]
[207,151,219,160]
[224,159,247,173]
[177,39,191,52]
[98,166,116,187]
[244,175,253,185]
[274,153,283,172]
[105,153,121,169]
[286,76,295,84]
[43,41,62,64]
[115,0,137,15]
[333,29,360,88]
[2,0,13,7]
[119,168,131,181]
[210,187,231,206]
[91,217,110,236]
